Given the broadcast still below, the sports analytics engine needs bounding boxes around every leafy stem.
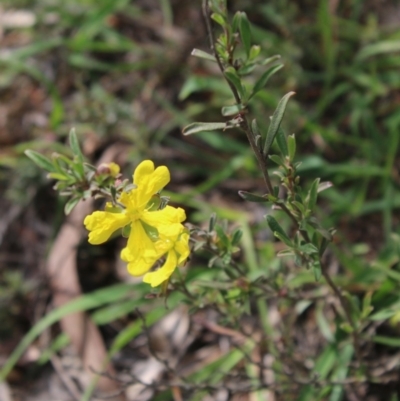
[202,0,362,368]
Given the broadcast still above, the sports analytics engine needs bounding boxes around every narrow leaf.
[266,215,291,244]
[64,197,81,215]
[224,66,244,98]
[318,181,333,193]
[268,154,284,167]
[182,122,227,136]
[209,212,217,232]
[307,178,320,211]
[372,335,400,347]
[261,54,281,66]
[232,11,240,33]
[231,228,243,246]
[299,243,319,255]
[47,172,69,181]
[276,127,288,156]
[221,104,244,116]
[249,64,283,100]
[263,91,295,156]
[69,128,83,163]
[251,119,262,145]
[25,150,56,172]
[274,231,294,247]
[211,12,226,27]
[287,134,296,161]
[191,48,216,62]
[238,12,252,57]
[312,261,322,281]
[238,190,269,203]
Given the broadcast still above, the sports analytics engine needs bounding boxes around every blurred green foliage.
[1,0,400,400]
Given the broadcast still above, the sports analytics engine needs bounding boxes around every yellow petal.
[132,160,170,208]
[121,221,160,276]
[84,211,130,245]
[142,206,186,228]
[143,250,178,287]
[175,232,190,264]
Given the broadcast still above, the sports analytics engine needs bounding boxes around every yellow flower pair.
[84,160,190,287]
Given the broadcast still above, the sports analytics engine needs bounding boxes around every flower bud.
[96,162,120,177]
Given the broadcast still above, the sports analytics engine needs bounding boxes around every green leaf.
[25,150,56,172]
[209,212,217,232]
[91,299,146,325]
[306,178,320,211]
[372,335,400,347]
[299,243,319,255]
[47,172,70,181]
[215,225,230,249]
[287,134,296,161]
[221,104,244,116]
[369,309,397,321]
[329,344,353,401]
[182,122,227,136]
[266,215,291,244]
[261,55,281,66]
[360,295,374,318]
[356,40,400,60]
[249,64,283,100]
[292,201,306,215]
[277,248,295,257]
[274,231,294,247]
[312,261,322,281]
[340,322,353,333]
[110,306,170,353]
[224,66,244,99]
[263,91,295,157]
[238,190,269,203]
[231,228,243,246]
[307,178,320,211]
[191,48,217,62]
[189,339,254,385]
[232,11,240,33]
[141,220,159,241]
[268,154,284,166]
[238,12,252,57]
[64,197,80,215]
[251,119,262,146]
[211,12,226,27]
[316,305,334,342]
[249,45,261,61]
[276,127,288,157]
[69,128,83,163]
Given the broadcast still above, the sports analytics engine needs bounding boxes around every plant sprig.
[183,0,363,369]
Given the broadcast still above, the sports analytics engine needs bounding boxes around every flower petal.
[121,221,160,276]
[175,232,190,264]
[84,211,130,245]
[132,160,170,208]
[142,206,186,228]
[143,250,178,287]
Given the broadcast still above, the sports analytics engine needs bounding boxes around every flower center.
[126,208,142,221]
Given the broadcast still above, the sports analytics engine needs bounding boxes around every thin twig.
[51,355,82,401]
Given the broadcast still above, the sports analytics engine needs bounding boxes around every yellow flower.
[84,160,190,286]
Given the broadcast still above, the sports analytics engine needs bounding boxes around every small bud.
[96,162,120,177]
